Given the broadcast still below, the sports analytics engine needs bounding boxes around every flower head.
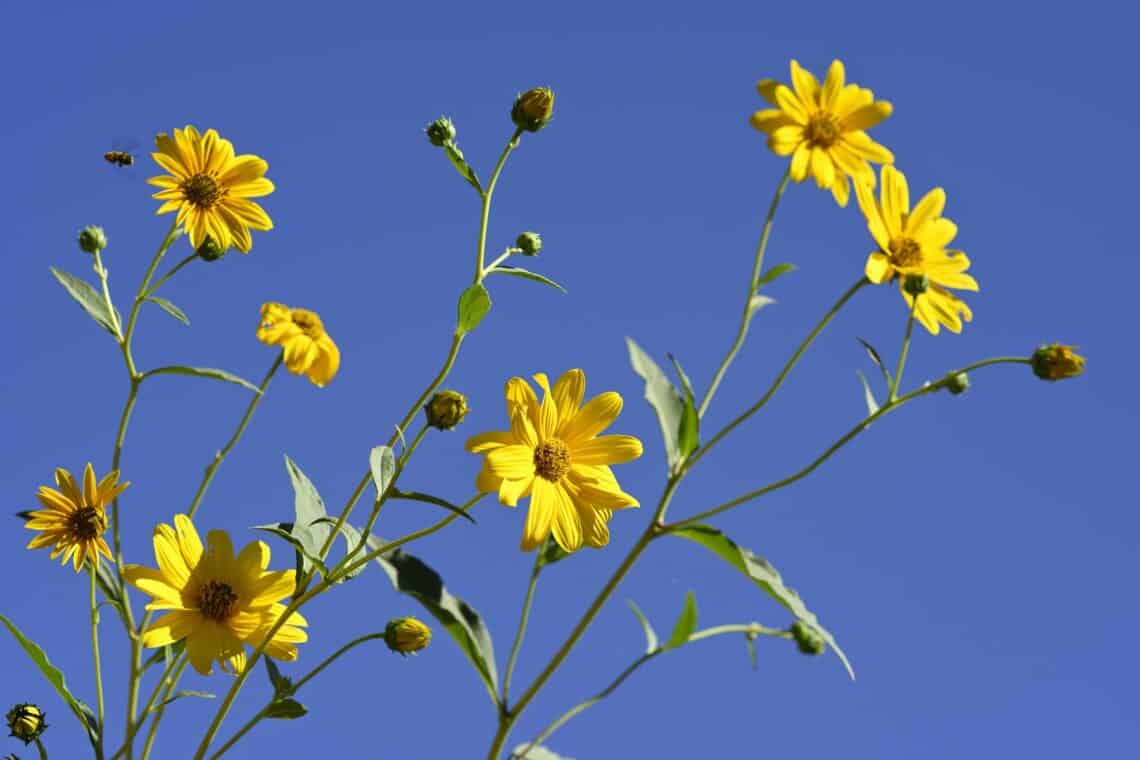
[512,87,555,132]
[856,165,979,335]
[425,390,469,430]
[6,704,46,745]
[750,59,893,206]
[425,117,457,147]
[790,621,826,656]
[515,231,542,257]
[257,303,341,387]
[24,465,128,572]
[466,370,643,553]
[148,126,274,253]
[124,515,307,675]
[77,225,107,254]
[384,617,432,655]
[1031,344,1086,381]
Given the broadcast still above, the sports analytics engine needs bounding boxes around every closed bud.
[6,704,46,745]
[947,372,970,395]
[516,231,542,256]
[903,273,929,296]
[77,225,107,254]
[424,389,469,430]
[1031,344,1086,381]
[789,621,826,656]
[385,616,432,655]
[511,87,554,132]
[196,236,227,262]
[425,117,457,147]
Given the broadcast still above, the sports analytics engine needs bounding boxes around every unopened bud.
[789,621,826,656]
[903,273,929,296]
[425,117,457,147]
[511,87,554,132]
[78,226,107,254]
[424,390,469,430]
[385,616,432,655]
[196,236,227,262]
[1031,344,1086,381]
[516,231,542,257]
[6,704,46,745]
[946,372,970,395]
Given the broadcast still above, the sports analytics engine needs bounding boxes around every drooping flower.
[24,464,128,572]
[466,370,642,552]
[148,125,274,253]
[123,515,308,676]
[750,59,893,206]
[855,165,979,335]
[257,303,341,387]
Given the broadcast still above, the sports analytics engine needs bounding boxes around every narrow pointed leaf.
[252,522,328,578]
[145,295,190,325]
[664,591,698,649]
[511,746,570,760]
[857,337,890,386]
[369,445,396,499]
[309,517,369,581]
[489,266,567,293]
[667,353,700,457]
[157,690,214,708]
[755,262,796,288]
[264,657,295,698]
[49,266,119,337]
[264,698,308,719]
[672,524,854,679]
[626,337,685,470]
[457,283,492,335]
[283,456,331,574]
[747,294,777,317]
[626,600,659,654]
[389,489,477,523]
[856,370,880,416]
[444,142,483,194]
[145,366,261,393]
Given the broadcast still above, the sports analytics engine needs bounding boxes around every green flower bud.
[1031,344,1086,381]
[425,116,457,147]
[385,616,432,655]
[6,704,46,745]
[903,273,929,296]
[947,372,970,395]
[196,236,227,262]
[77,225,107,255]
[516,231,542,256]
[789,621,826,656]
[424,389,469,430]
[511,87,554,132]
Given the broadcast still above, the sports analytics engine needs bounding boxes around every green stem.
[699,169,791,418]
[687,277,869,471]
[89,567,105,758]
[35,737,48,760]
[476,128,524,279]
[502,550,544,705]
[139,656,189,760]
[890,296,919,401]
[110,652,186,760]
[142,252,198,299]
[186,355,283,519]
[205,707,268,760]
[92,251,123,339]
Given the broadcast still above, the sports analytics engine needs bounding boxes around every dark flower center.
[69,506,105,540]
[182,173,223,208]
[290,309,324,339]
[198,580,239,622]
[534,439,571,481]
[805,113,842,148]
[889,237,923,268]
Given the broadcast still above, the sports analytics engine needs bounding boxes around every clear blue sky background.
[2,1,1134,757]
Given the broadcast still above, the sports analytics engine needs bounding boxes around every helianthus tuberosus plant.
[3,68,1083,759]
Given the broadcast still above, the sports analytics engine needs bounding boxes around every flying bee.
[104,149,135,167]
[104,138,143,171]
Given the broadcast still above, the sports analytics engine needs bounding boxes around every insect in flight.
[103,149,135,167]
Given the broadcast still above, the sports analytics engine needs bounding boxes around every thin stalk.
[502,550,544,705]
[699,169,792,418]
[92,250,123,338]
[35,737,48,760]
[476,128,524,278]
[139,656,189,760]
[293,632,387,692]
[687,277,869,471]
[205,707,268,760]
[111,653,186,760]
[186,355,283,518]
[890,296,919,401]
[143,252,198,298]
[89,567,105,759]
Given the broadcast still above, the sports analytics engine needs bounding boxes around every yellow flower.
[1031,344,1086,381]
[466,370,642,552]
[384,616,432,655]
[148,125,274,253]
[24,464,128,572]
[123,515,308,676]
[855,165,979,335]
[750,59,893,207]
[257,303,341,387]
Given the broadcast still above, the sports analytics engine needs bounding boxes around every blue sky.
[2,0,1135,757]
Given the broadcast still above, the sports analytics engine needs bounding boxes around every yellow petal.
[789,144,810,182]
[864,252,894,284]
[510,407,539,450]
[842,102,892,132]
[141,610,197,648]
[561,392,622,444]
[820,60,845,110]
[123,565,185,608]
[465,431,516,453]
[809,147,835,189]
[533,373,559,439]
[572,435,643,466]
[756,78,781,105]
[906,187,946,235]
[475,461,501,494]
[153,524,191,588]
[522,478,556,551]
[504,377,539,429]
[881,165,910,235]
[499,475,534,507]
[855,179,891,252]
[749,109,793,134]
[789,60,820,109]
[549,483,583,553]
[552,369,586,428]
[486,445,537,480]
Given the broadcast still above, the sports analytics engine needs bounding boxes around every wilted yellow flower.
[750,59,893,206]
[384,616,432,655]
[257,303,341,387]
[1031,344,1086,380]
[148,125,274,253]
[856,165,979,335]
[6,703,46,745]
[124,515,308,676]
[466,370,642,552]
[24,464,128,572]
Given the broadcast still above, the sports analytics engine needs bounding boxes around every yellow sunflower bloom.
[855,165,979,335]
[466,370,643,553]
[124,515,308,676]
[24,464,128,572]
[256,302,341,387]
[148,125,274,253]
[750,59,894,207]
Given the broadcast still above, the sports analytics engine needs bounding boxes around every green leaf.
[444,142,483,194]
[282,455,332,575]
[264,657,295,699]
[252,522,328,579]
[146,366,261,393]
[857,338,891,386]
[856,370,880,416]
[626,337,685,471]
[389,490,477,523]
[309,517,368,581]
[264,698,308,720]
[747,294,777,316]
[366,538,499,703]
[0,613,99,745]
[157,690,214,708]
[667,353,700,459]
[626,600,659,654]
[671,524,854,679]
[369,445,396,499]
[511,745,570,760]
[756,262,796,288]
[456,283,492,335]
[94,561,127,624]
[489,265,567,293]
[49,266,119,337]
[664,591,698,650]
[145,295,190,325]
